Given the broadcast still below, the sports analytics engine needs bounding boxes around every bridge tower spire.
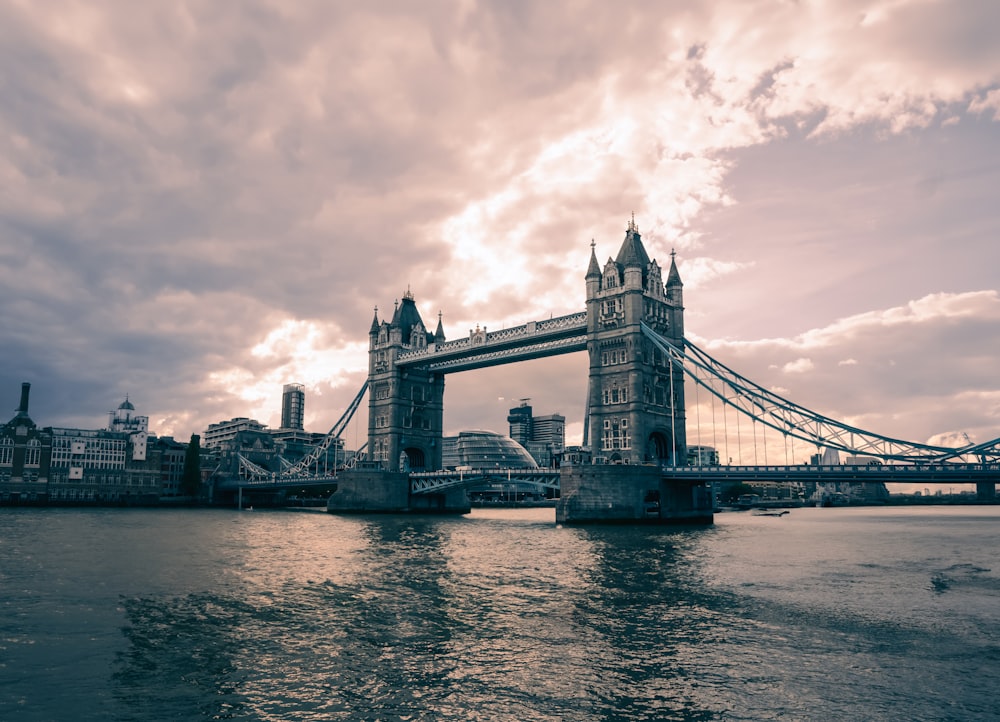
[584,219,687,464]
[368,292,445,472]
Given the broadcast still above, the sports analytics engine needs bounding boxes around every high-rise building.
[506,401,565,468]
[507,400,532,446]
[281,383,305,430]
[531,414,565,450]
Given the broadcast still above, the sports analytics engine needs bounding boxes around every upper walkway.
[396,311,587,373]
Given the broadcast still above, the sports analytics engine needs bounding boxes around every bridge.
[213,217,1000,521]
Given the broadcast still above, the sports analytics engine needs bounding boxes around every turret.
[615,215,651,291]
[434,312,446,343]
[585,240,602,298]
[666,249,683,307]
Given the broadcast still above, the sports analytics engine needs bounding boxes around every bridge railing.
[662,463,1000,471]
[216,473,340,490]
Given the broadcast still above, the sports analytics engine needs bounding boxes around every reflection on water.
[2,506,999,721]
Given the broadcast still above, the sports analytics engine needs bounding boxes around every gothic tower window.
[602,417,631,450]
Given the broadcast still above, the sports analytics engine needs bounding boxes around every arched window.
[25,438,41,466]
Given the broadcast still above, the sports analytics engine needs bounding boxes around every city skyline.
[2,2,999,455]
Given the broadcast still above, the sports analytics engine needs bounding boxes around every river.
[1,505,998,721]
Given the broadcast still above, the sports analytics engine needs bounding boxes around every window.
[603,386,628,404]
[24,439,41,466]
[601,299,622,316]
[601,347,627,366]
[600,417,631,451]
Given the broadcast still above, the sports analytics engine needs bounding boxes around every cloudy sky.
[2,0,999,467]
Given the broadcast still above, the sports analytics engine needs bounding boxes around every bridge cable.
[723,378,730,465]
[669,358,677,463]
[639,322,995,464]
[694,370,702,460]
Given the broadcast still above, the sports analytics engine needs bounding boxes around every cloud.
[693,291,1000,449]
[969,88,1000,120]
[0,0,996,454]
[782,358,815,374]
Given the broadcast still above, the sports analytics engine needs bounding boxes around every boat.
[735,493,762,509]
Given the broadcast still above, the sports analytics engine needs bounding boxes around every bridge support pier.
[325,470,470,514]
[326,470,410,513]
[408,486,471,514]
[556,464,713,525]
[976,480,996,502]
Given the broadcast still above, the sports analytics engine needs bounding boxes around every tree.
[180,433,202,498]
[720,481,758,504]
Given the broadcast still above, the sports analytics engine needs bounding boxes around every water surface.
[1,505,997,720]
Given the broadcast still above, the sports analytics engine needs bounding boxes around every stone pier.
[556,463,713,525]
[326,469,470,514]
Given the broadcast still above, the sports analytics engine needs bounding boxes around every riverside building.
[0,383,50,503]
[1,383,167,504]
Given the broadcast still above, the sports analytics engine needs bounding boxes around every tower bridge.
[220,217,1000,522]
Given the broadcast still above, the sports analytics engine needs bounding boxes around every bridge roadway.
[659,462,1000,485]
[215,463,999,494]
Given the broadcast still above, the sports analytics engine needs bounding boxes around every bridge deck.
[659,463,1000,484]
[215,463,999,493]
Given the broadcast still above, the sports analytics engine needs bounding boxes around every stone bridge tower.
[584,217,687,464]
[368,291,446,472]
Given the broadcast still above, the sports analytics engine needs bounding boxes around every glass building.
[441,431,538,470]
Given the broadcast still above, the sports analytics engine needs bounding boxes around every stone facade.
[367,291,446,472]
[584,218,687,465]
[325,469,412,512]
[556,463,713,524]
